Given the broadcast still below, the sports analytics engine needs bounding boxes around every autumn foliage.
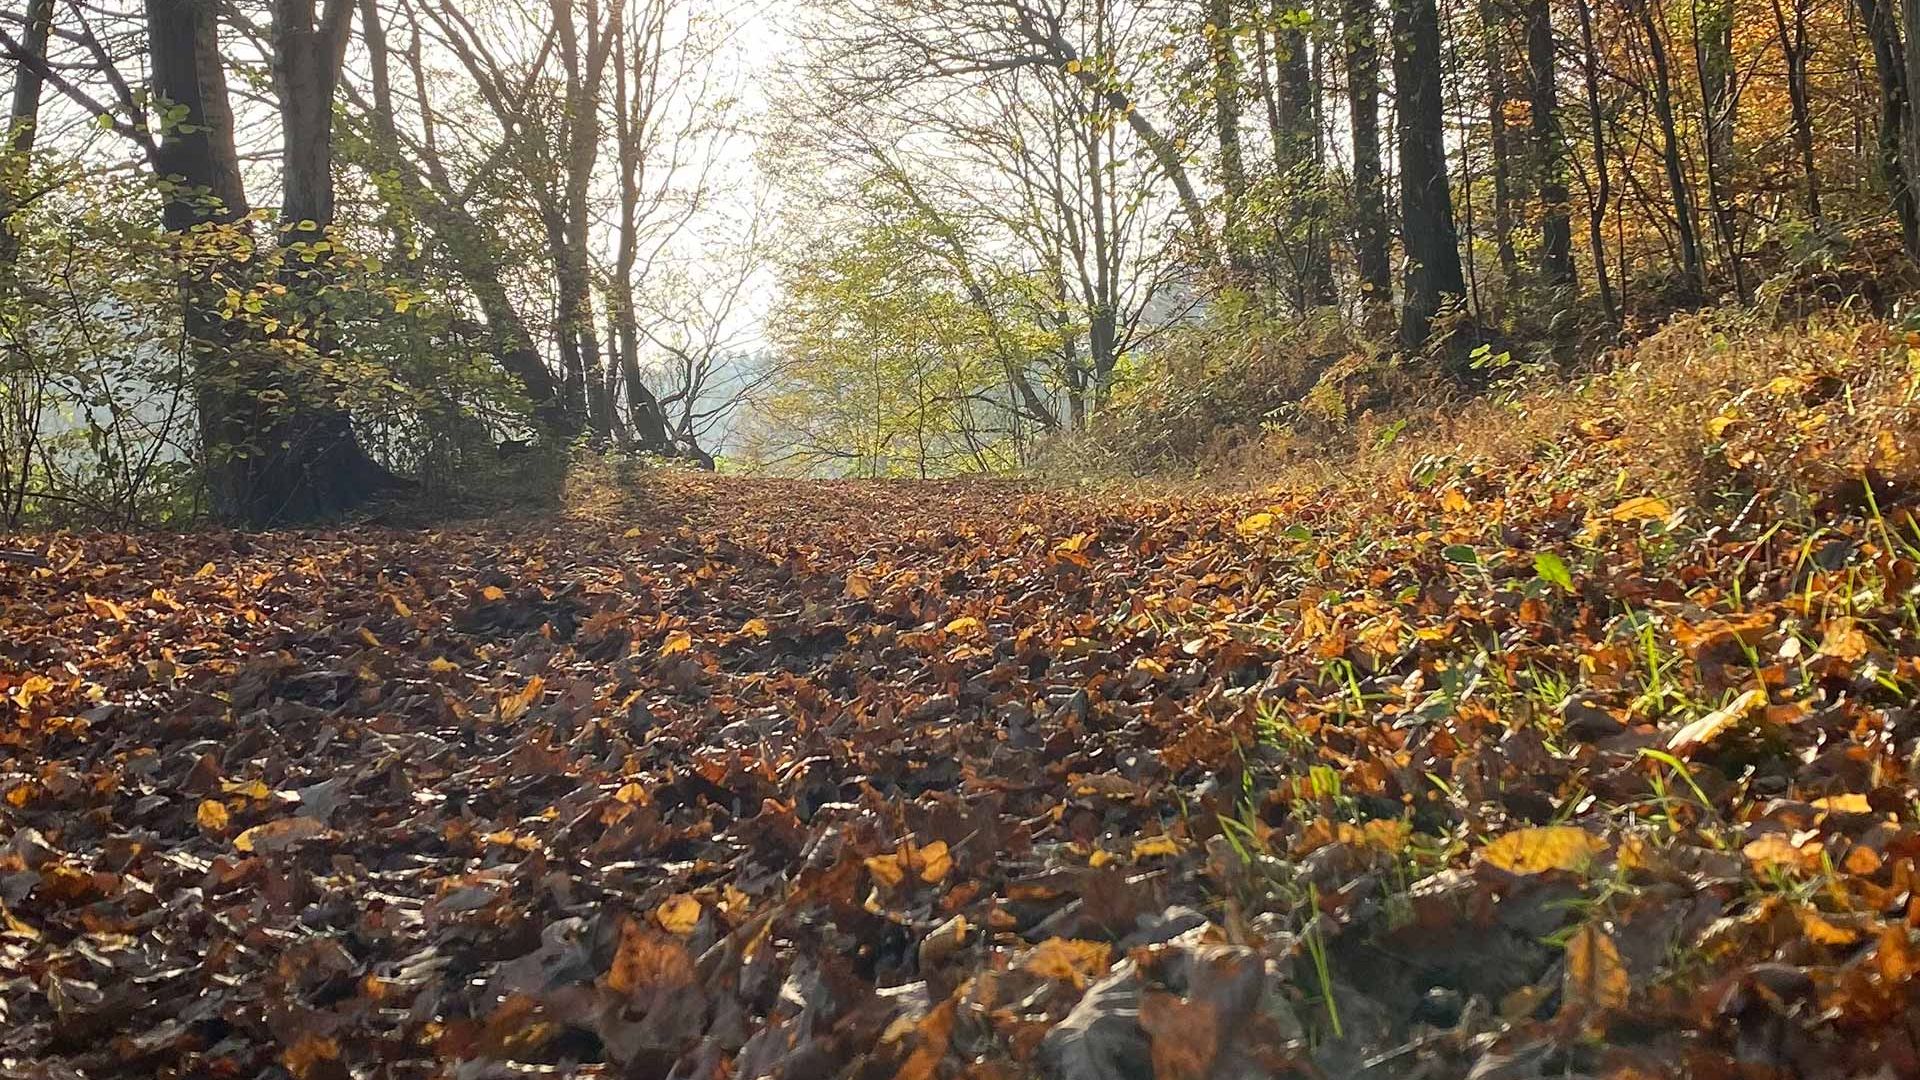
[4,316,1920,1077]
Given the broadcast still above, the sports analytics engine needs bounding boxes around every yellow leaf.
[1441,487,1472,512]
[919,840,952,883]
[1480,826,1606,875]
[654,893,702,936]
[428,657,460,674]
[660,630,694,656]
[220,779,271,801]
[497,676,546,723]
[740,617,771,639]
[865,853,906,888]
[1706,414,1741,439]
[481,585,507,602]
[85,594,128,623]
[1362,818,1412,852]
[1818,617,1871,663]
[1024,938,1112,989]
[1131,657,1167,677]
[623,527,643,539]
[1131,835,1182,860]
[1799,906,1861,946]
[844,573,873,599]
[1743,833,1823,874]
[1562,924,1630,1013]
[615,782,650,805]
[943,616,985,638]
[1608,496,1672,522]
[388,595,413,618]
[1088,849,1114,868]
[194,562,217,579]
[1666,688,1767,755]
[1812,793,1873,814]
[233,816,329,854]
[1236,512,1277,537]
[197,799,230,833]
[357,627,382,648]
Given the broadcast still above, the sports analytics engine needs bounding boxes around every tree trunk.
[1768,0,1821,222]
[1692,0,1746,301]
[1208,0,1253,276]
[1571,0,1618,321]
[146,0,264,520]
[1344,0,1393,323]
[194,0,400,525]
[1858,0,1918,254]
[0,0,52,279]
[1631,0,1705,294]
[1481,0,1519,281]
[1525,0,1575,286]
[1392,0,1468,349]
[608,8,678,454]
[1275,8,1335,307]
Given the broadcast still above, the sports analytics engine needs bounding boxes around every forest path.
[0,465,1911,1077]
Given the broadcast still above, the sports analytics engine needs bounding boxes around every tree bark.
[1630,0,1705,294]
[196,0,404,526]
[1274,7,1335,307]
[1343,0,1392,323]
[0,0,52,279]
[1571,0,1618,321]
[1391,0,1468,349]
[1207,0,1253,276]
[1525,0,1574,286]
[1859,0,1918,254]
[608,10,677,454]
[1481,0,1519,281]
[1767,0,1821,222]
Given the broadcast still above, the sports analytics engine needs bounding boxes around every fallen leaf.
[1668,688,1767,755]
[1562,924,1630,1013]
[1023,938,1112,989]
[1480,826,1607,875]
[234,816,330,854]
[654,893,702,935]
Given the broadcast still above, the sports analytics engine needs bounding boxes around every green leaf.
[1443,545,1480,565]
[1534,552,1574,593]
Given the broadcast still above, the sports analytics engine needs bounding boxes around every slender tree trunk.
[1392,0,1468,349]
[1276,8,1335,307]
[1767,0,1821,222]
[0,0,52,279]
[352,4,572,435]
[1631,0,1705,294]
[608,15,676,454]
[1572,0,1618,321]
[1900,0,1920,253]
[1859,0,1918,254]
[1481,0,1519,281]
[1692,0,1746,301]
[1525,0,1574,286]
[1208,0,1253,276]
[1344,0,1393,325]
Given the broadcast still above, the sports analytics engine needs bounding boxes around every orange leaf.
[1561,924,1630,1014]
[1480,826,1606,875]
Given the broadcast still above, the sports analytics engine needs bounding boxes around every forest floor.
[6,315,1920,1079]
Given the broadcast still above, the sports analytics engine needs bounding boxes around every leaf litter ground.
[5,417,1920,1079]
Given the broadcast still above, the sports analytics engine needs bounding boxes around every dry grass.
[1108,311,1920,531]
